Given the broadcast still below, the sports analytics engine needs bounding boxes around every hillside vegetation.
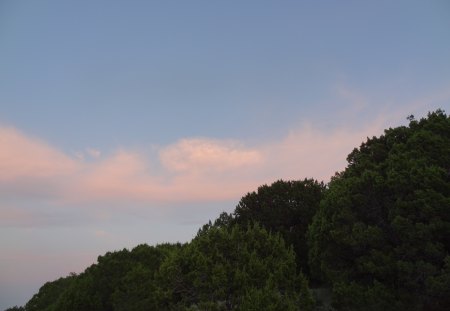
[6,110,449,311]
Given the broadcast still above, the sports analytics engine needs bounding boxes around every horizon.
[1,1,450,309]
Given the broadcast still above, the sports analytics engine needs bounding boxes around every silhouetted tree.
[308,110,450,310]
[230,179,324,276]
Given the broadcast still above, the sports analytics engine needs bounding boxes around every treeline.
[6,110,450,310]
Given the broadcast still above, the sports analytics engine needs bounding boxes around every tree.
[24,274,77,311]
[159,224,314,310]
[308,110,450,310]
[50,243,180,311]
[110,243,180,311]
[230,179,325,277]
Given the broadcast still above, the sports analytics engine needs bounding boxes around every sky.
[0,0,449,309]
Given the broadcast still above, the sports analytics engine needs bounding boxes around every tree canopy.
[232,179,324,275]
[17,226,313,311]
[308,110,450,310]
[159,223,313,310]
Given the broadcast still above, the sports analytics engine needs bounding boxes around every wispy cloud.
[0,127,79,181]
[261,122,384,182]
[0,121,383,208]
[1,85,448,227]
[160,138,263,173]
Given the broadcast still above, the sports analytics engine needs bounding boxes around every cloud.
[262,121,385,182]
[86,148,101,159]
[0,119,386,214]
[67,145,262,204]
[6,80,449,229]
[73,150,157,202]
[160,138,263,173]
[0,127,79,181]
[0,127,82,200]
[3,83,448,218]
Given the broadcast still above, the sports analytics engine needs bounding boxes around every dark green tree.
[308,110,450,310]
[110,243,179,311]
[159,224,314,310]
[111,263,161,311]
[24,273,76,311]
[230,179,325,276]
[50,243,180,311]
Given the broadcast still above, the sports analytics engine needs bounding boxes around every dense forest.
[5,110,450,311]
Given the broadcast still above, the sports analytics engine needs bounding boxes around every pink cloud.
[9,78,448,208]
[67,147,261,203]
[0,127,79,181]
[261,121,385,182]
[0,117,386,209]
[73,150,158,202]
[160,138,263,172]
[69,123,384,204]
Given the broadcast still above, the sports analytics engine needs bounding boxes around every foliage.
[227,179,325,276]
[17,244,180,311]
[16,227,313,311]
[308,110,450,310]
[24,274,76,311]
[158,223,314,310]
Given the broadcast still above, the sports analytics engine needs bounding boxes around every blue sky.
[1,1,449,309]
